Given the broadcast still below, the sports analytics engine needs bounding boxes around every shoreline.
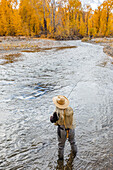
[0,36,66,56]
[0,36,77,65]
[86,37,113,58]
[0,36,113,58]
[103,46,113,58]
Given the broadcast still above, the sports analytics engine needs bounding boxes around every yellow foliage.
[0,0,113,38]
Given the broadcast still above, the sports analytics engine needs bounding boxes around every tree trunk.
[43,0,47,35]
[52,0,56,33]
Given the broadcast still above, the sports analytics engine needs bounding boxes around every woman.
[50,95,77,160]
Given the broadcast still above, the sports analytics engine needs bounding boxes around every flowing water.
[0,40,113,170]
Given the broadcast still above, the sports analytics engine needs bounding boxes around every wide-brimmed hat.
[52,95,69,109]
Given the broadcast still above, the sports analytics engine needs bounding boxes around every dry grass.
[33,37,55,41]
[87,37,113,58]
[0,53,22,65]
[0,42,39,50]
[110,43,113,47]
[3,53,21,59]
[55,46,77,51]
[94,38,113,43]
[22,45,77,52]
[81,37,90,42]
[0,37,62,51]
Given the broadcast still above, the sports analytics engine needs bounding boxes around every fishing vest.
[55,107,74,129]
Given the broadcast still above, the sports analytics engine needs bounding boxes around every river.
[0,40,113,170]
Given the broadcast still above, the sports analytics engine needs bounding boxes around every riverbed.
[0,40,113,170]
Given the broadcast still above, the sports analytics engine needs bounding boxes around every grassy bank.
[0,36,78,52]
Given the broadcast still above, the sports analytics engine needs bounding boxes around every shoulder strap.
[63,109,66,128]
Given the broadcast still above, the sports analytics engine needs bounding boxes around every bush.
[40,34,47,38]
[81,37,90,42]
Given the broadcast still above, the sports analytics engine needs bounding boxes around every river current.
[0,40,113,170]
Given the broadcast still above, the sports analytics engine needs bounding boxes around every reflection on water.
[56,153,75,170]
[0,40,113,169]
[16,83,61,100]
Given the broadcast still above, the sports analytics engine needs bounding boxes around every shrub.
[81,37,90,42]
[40,34,47,38]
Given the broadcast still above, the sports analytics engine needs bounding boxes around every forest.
[0,0,113,39]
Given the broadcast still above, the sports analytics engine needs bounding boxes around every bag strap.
[64,109,70,138]
[63,109,66,128]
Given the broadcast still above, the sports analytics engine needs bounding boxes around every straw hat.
[52,95,69,109]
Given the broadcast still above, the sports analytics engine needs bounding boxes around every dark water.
[0,40,113,170]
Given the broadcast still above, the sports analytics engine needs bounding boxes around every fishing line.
[67,75,84,99]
